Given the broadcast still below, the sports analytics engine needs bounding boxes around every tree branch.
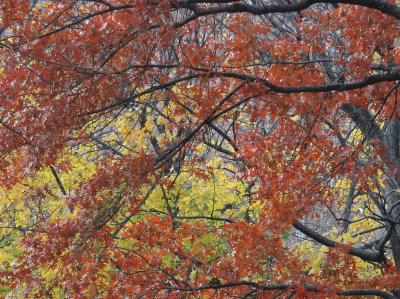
[50,166,67,196]
[175,0,400,26]
[166,281,396,298]
[293,221,385,263]
[341,103,384,141]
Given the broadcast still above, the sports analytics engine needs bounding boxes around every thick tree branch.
[50,166,67,196]
[38,0,400,39]
[175,0,400,25]
[293,221,385,263]
[341,177,358,232]
[210,69,400,94]
[341,103,385,141]
[166,281,396,298]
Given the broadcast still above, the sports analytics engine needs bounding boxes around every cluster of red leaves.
[0,0,399,298]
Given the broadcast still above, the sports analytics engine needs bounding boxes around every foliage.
[1,0,400,298]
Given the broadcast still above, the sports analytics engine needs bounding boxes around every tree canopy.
[1,0,400,298]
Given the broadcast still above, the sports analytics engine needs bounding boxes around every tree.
[1,0,400,297]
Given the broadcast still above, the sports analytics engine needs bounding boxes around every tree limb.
[293,221,385,263]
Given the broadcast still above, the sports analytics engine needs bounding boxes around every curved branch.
[211,69,400,94]
[175,0,400,26]
[35,0,400,39]
[166,281,396,298]
[293,221,385,263]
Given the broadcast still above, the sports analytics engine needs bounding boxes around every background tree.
[1,0,400,297]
